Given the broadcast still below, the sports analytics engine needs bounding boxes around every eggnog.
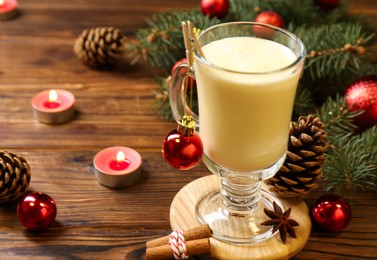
[194,36,301,172]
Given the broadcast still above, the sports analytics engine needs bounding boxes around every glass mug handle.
[169,62,199,131]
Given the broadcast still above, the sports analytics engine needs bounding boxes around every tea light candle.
[31,89,75,124]
[93,146,142,188]
[0,0,18,20]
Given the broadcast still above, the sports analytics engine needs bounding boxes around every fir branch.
[228,0,348,26]
[227,0,322,25]
[318,94,362,133]
[296,22,373,84]
[226,0,260,22]
[323,126,377,192]
[271,0,322,26]
[293,85,316,117]
[318,95,377,192]
[151,76,174,121]
[126,9,220,73]
[355,61,377,76]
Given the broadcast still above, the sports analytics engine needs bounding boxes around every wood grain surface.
[1,0,377,259]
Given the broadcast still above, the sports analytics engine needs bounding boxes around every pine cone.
[74,27,126,68]
[0,151,31,203]
[265,114,328,198]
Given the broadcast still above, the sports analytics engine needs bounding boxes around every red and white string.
[168,230,188,259]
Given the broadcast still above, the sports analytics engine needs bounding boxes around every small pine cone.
[265,114,328,198]
[74,27,126,68]
[0,151,31,203]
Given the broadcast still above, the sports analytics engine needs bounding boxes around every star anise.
[261,201,299,244]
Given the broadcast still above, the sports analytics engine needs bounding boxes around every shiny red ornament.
[311,194,352,232]
[17,191,57,230]
[345,76,377,131]
[255,11,285,29]
[314,0,341,11]
[200,0,229,19]
[162,121,203,170]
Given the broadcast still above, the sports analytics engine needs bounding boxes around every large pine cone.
[74,27,126,68]
[265,115,328,197]
[0,151,31,203]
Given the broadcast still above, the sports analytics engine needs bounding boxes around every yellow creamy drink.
[195,36,300,171]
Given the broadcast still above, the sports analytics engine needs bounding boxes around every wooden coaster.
[170,175,311,260]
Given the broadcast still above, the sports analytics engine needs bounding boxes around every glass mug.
[170,22,305,243]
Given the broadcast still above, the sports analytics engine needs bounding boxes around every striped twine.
[168,230,188,259]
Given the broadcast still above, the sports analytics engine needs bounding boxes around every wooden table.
[1,0,376,259]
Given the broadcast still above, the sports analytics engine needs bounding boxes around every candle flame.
[48,90,58,102]
[116,151,125,162]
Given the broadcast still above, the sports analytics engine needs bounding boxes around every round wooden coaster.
[170,175,311,260]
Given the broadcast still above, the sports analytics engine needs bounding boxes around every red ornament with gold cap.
[162,115,203,170]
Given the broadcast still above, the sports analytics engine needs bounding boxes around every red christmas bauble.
[200,0,230,19]
[311,194,351,232]
[345,76,377,131]
[314,0,341,11]
[162,129,203,170]
[17,191,57,230]
[255,11,285,29]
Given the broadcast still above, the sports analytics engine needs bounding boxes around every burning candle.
[43,90,61,109]
[31,89,75,124]
[0,0,18,21]
[109,151,131,171]
[93,146,142,188]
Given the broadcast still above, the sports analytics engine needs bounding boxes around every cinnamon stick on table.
[145,224,213,260]
[146,224,212,248]
[146,238,210,260]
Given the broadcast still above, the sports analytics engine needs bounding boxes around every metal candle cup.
[93,146,142,188]
[31,89,75,124]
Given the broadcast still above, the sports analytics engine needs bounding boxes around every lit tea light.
[0,0,18,21]
[43,90,61,109]
[93,146,142,188]
[109,151,131,171]
[31,89,75,124]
